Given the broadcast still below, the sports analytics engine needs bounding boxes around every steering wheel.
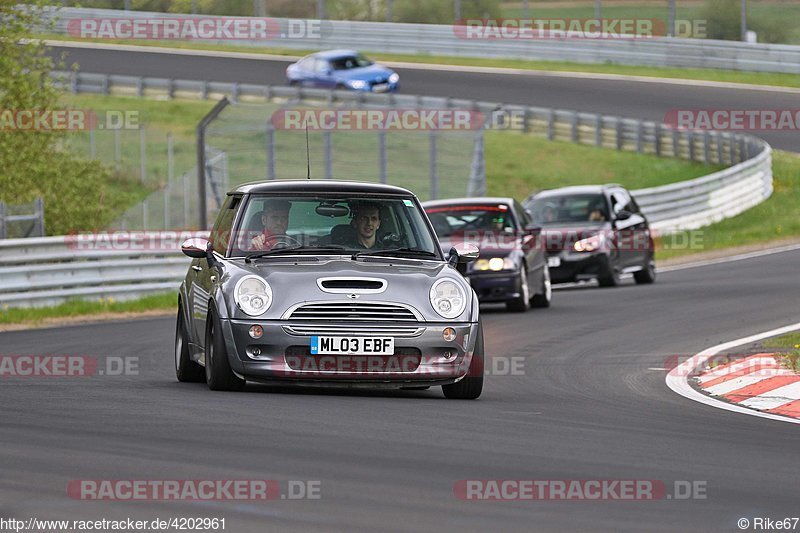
[380,232,407,247]
[264,234,303,249]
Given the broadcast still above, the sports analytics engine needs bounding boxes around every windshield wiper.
[351,248,438,261]
[245,245,347,263]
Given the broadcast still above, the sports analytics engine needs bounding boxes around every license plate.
[372,83,390,93]
[310,336,394,356]
[548,256,562,268]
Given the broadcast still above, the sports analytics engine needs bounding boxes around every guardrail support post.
[571,113,579,142]
[636,120,644,153]
[70,71,78,94]
[594,116,602,147]
[103,74,110,95]
[430,130,439,200]
[703,132,710,164]
[688,131,695,161]
[715,132,724,164]
[35,198,44,237]
[0,201,6,240]
[740,137,748,161]
[547,111,555,141]
[168,79,175,99]
[522,108,530,134]
[654,124,662,156]
[378,131,387,184]
[615,120,623,150]
[136,77,144,97]
[672,129,679,158]
[231,83,240,103]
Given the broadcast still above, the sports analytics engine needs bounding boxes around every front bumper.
[467,271,521,303]
[547,251,613,283]
[220,319,478,387]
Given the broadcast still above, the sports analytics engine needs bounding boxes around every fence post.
[429,129,438,200]
[324,131,333,180]
[0,201,6,240]
[266,122,276,180]
[89,128,96,159]
[467,129,486,197]
[378,130,387,184]
[142,200,148,231]
[164,188,170,229]
[139,127,147,184]
[167,133,174,185]
[716,132,724,164]
[35,198,44,237]
[114,128,121,167]
[183,174,190,228]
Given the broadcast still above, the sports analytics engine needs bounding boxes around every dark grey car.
[175,180,484,399]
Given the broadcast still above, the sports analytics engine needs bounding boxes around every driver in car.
[250,199,291,251]
[347,202,383,249]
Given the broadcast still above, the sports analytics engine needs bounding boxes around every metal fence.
[0,199,45,240]
[46,7,800,74]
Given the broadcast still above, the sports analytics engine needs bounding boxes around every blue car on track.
[286,50,399,93]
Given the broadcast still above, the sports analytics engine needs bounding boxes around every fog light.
[443,350,456,360]
[250,347,261,357]
[249,325,263,339]
[442,327,456,342]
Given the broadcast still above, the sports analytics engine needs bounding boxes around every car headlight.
[388,73,399,83]
[574,234,603,252]
[430,279,467,319]
[234,275,273,317]
[474,257,516,271]
[347,80,368,89]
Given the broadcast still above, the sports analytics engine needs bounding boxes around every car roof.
[529,185,623,200]
[311,49,361,60]
[421,197,517,208]
[231,180,413,196]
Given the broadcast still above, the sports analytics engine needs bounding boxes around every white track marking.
[739,381,800,410]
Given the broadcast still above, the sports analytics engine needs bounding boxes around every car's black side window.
[210,196,240,256]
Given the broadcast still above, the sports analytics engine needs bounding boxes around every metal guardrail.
[2,72,770,308]
[45,7,800,74]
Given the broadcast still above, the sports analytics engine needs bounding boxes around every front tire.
[634,256,656,284]
[442,321,484,400]
[506,266,531,312]
[530,263,552,308]
[175,304,204,383]
[205,309,245,392]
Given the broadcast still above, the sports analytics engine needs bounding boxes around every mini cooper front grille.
[287,302,420,322]
[283,325,424,337]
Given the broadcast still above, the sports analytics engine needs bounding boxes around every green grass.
[656,150,800,259]
[0,292,177,325]
[484,130,722,198]
[41,34,800,89]
[763,332,800,350]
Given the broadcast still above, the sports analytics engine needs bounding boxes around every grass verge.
[0,292,176,328]
[42,35,800,90]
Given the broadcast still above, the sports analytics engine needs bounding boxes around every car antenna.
[305,123,311,180]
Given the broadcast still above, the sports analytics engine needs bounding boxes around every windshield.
[230,195,439,258]
[526,194,609,225]
[424,204,516,238]
[330,54,373,70]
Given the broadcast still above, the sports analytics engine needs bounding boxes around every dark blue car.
[286,50,399,93]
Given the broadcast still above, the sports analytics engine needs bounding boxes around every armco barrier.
[43,7,800,74]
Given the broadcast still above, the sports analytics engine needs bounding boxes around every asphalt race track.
[2,250,799,531]
[49,45,800,152]
[2,43,795,532]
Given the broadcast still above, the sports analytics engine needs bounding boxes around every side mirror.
[448,243,480,265]
[615,210,633,221]
[181,238,211,259]
[524,224,542,235]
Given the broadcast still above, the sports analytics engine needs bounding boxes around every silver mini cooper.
[175,180,484,399]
